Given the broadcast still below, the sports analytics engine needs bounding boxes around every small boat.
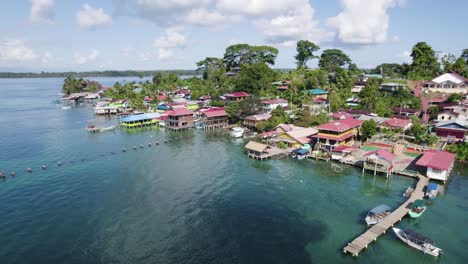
[290,148,308,160]
[403,186,414,197]
[425,183,439,200]
[392,228,443,257]
[10,171,15,177]
[0,172,5,178]
[365,204,391,225]
[99,126,116,132]
[230,127,244,138]
[27,168,32,173]
[61,106,72,110]
[57,161,62,166]
[408,199,427,218]
[122,148,127,152]
[41,165,47,170]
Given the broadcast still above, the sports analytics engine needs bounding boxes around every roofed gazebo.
[362,149,396,178]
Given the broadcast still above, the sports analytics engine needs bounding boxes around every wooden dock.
[343,175,429,257]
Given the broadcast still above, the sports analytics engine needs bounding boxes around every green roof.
[306,88,329,95]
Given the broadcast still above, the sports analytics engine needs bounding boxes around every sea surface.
[0,77,467,264]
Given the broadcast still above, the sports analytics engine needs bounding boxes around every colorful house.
[416,150,455,181]
[273,126,318,148]
[262,98,288,113]
[382,118,412,131]
[435,120,468,142]
[200,107,228,130]
[166,108,194,130]
[120,113,159,128]
[225,91,250,102]
[362,149,396,178]
[243,113,271,130]
[313,118,363,151]
[306,88,329,100]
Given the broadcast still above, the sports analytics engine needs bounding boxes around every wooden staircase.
[393,141,406,157]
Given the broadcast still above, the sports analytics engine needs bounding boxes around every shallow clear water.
[0,78,467,264]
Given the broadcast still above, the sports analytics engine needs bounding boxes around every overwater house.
[243,113,271,130]
[274,127,318,148]
[199,107,228,130]
[416,150,455,182]
[119,113,159,128]
[379,82,405,92]
[313,118,363,151]
[94,105,119,115]
[421,72,468,94]
[331,146,357,161]
[435,120,468,142]
[166,108,194,130]
[224,91,251,102]
[381,118,412,131]
[245,141,271,160]
[84,93,100,102]
[262,98,288,113]
[362,149,396,177]
[64,92,90,103]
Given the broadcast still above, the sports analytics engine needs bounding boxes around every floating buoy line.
[0,137,178,183]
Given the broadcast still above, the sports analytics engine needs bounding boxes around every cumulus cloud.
[217,0,301,16]
[398,50,412,63]
[29,0,54,23]
[184,8,226,27]
[153,27,186,60]
[0,39,37,62]
[74,49,98,64]
[327,0,404,45]
[77,4,113,30]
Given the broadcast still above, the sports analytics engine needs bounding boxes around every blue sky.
[0,0,466,72]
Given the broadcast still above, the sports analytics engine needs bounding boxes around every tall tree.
[441,53,456,72]
[234,63,277,94]
[359,78,381,111]
[452,57,468,77]
[408,42,440,80]
[223,44,278,70]
[461,49,468,64]
[294,40,320,69]
[361,119,377,140]
[348,63,361,75]
[318,49,351,73]
[196,57,225,80]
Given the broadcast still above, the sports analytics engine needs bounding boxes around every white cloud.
[216,0,302,16]
[74,49,98,64]
[153,27,186,49]
[29,0,54,23]
[77,4,113,30]
[0,39,37,62]
[399,50,412,63]
[327,0,403,45]
[158,48,173,60]
[184,8,226,27]
[392,35,400,43]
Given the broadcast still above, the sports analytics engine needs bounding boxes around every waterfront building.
[94,105,119,115]
[435,120,468,142]
[362,149,396,177]
[243,113,271,130]
[200,107,228,130]
[331,146,357,161]
[262,98,288,113]
[245,141,271,160]
[313,118,363,151]
[416,150,455,181]
[421,72,468,94]
[166,108,194,130]
[120,113,159,128]
[274,127,318,149]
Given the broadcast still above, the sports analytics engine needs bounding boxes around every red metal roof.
[365,149,396,163]
[263,98,288,104]
[202,107,227,118]
[313,131,354,141]
[385,118,412,128]
[332,146,357,153]
[226,91,250,98]
[158,95,167,101]
[144,96,154,101]
[166,108,193,116]
[416,150,455,171]
[331,112,354,120]
[316,119,362,132]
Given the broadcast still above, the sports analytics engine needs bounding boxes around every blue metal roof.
[428,183,438,191]
[120,112,160,123]
[307,88,329,95]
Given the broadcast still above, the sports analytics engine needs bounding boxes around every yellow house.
[313,119,362,151]
[272,124,318,148]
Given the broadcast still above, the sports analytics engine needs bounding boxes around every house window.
[431,168,442,174]
[430,84,435,88]
[443,84,450,88]
[441,116,445,120]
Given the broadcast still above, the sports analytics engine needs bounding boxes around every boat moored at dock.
[392,228,443,257]
[425,183,439,199]
[365,204,391,226]
[408,199,427,218]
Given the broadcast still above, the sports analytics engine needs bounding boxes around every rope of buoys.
[139,144,144,148]
[27,168,32,173]
[10,171,15,177]
[122,148,126,152]
[133,146,137,150]
[57,161,62,166]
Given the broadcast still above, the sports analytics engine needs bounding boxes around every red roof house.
[416,150,455,181]
[383,118,412,131]
[225,92,250,102]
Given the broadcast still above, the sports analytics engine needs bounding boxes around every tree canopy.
[223,44,279,70]
[408,42,440,80]
[294,40,320,69]
[318,49,351,73]
[234,63,278,94]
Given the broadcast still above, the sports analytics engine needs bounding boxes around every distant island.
[0,70,198,78]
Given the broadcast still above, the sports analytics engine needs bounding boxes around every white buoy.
[41,165,46,170]
[27,168,32,173]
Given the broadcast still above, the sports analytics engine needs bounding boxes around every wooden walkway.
[343,175,429,257]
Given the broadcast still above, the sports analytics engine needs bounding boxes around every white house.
[442,104,468,120]
[262,98,288,113]
[422,72,468,94]
[416,150,456,182]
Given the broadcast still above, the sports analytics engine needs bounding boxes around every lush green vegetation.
[0,70,198,78]
[446,142,468,161]
[62,76,100,95]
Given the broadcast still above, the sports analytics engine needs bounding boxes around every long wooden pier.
[343,175,429,257]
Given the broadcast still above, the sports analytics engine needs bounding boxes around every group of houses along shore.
[62,71,467,182]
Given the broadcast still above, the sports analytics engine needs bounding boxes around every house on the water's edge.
[199,107,228,130]
[416,150,456,182]
[421,71,468,94]
[313,118,362,151]
[362,149,396,178]
[166,108,194,130]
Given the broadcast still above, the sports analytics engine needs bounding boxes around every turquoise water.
[0,78,467,264]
